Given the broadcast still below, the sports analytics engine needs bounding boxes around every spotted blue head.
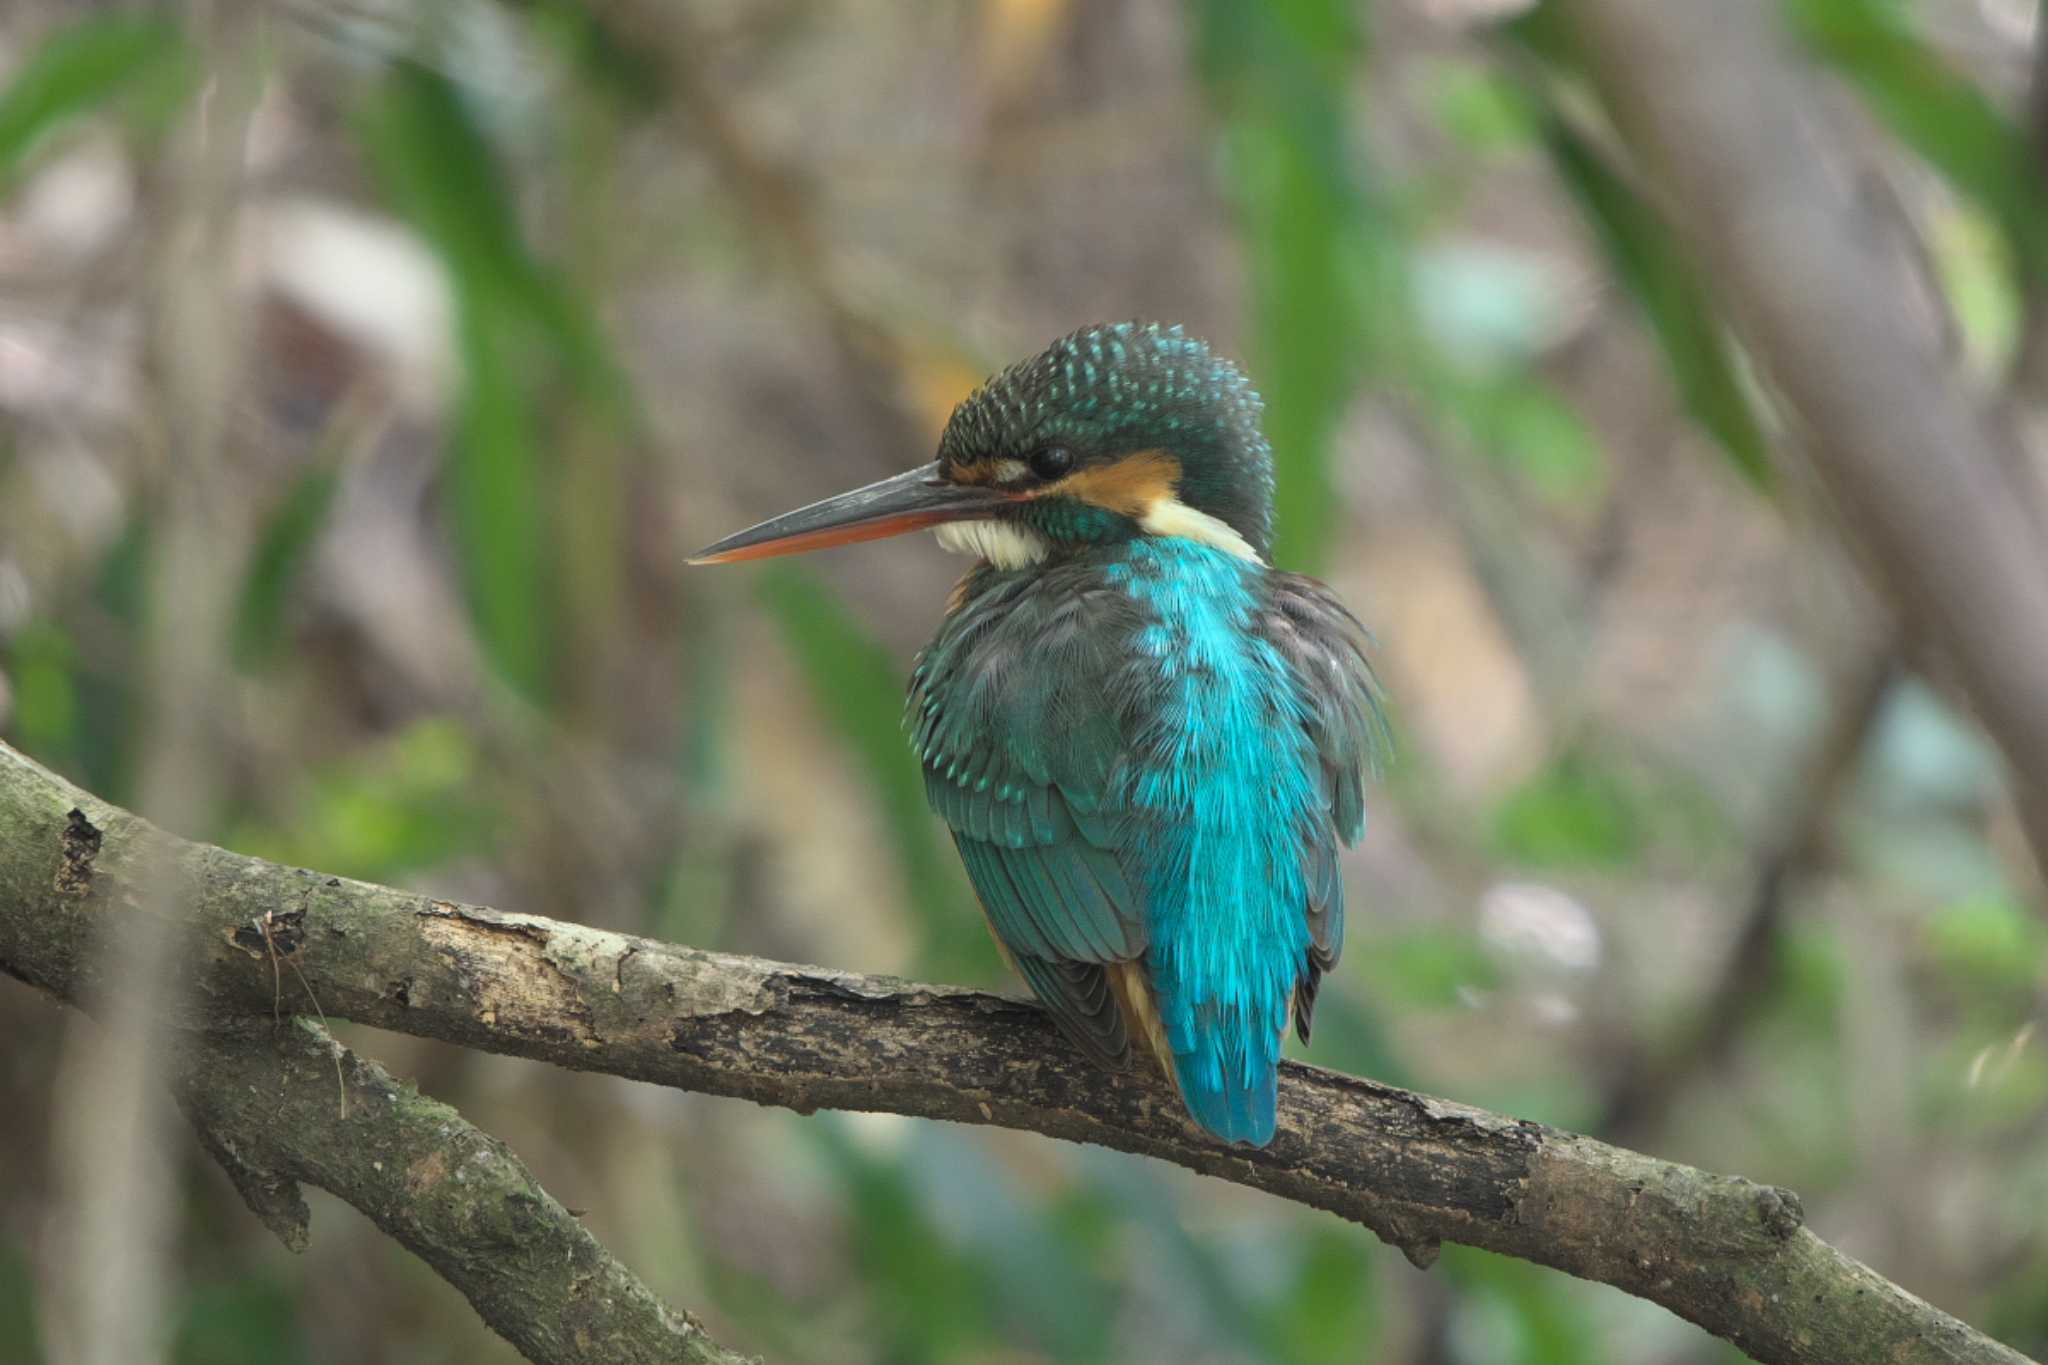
[690,322,1275,568]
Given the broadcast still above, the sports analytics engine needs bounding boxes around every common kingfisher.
[692,322,1382,1147]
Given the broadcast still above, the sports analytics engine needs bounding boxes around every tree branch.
[0,742,2032,1365]
[0,742,751,1363]
[171,1017,752,1365]
[1560,0,2048,872]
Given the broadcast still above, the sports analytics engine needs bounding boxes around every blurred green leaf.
[357,66,554,704]
[1194,0,1391,573]
[457,290,553,703]
[1,521,150,796]
[1263,1226,1376,1363]
[811,1123,999,1363]
[3,621,79,758]
[1087,1159,1272,1358]
[1770,919,1851,1035]
[357,63,635,707]
[0,13,187,194]
[1441,1245,1606,1365]
[1786,0,2048,277]
[172,1276,308,1365]
[232,466,338,670]
[1529,106,1772,488]
[1459,375,1607,505]
[1983,1249,2048,1361]
[1922,894,2048,1000]
[904,1130,1112,1361]
[1291,987,1418,1089]
[0,1241,41,1365]
[754,564,984,977]
[1427,58,1538,154]
[529,0,668,113]
[1929,204,2021,370]
[226,719,495,881]
[1492,753,1643,869]
[1359,926,1501,1009]
[651,603,738,942]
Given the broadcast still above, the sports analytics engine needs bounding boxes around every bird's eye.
[1029,446,1074,480]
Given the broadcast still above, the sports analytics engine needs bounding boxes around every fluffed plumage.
[694,321,1383,1147]
[910,492,1380,1146]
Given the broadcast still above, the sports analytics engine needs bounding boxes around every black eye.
[1029,446,1074,480]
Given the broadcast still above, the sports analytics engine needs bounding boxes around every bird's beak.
[688,460,1014,565]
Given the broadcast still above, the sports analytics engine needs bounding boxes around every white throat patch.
[934,520,1049,569]
[933,500,1260,568]
[1139,497,1263,564]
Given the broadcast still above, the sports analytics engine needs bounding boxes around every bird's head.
[691,323,1274,570]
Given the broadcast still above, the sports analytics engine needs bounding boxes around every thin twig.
[1595,648,1898,1140]
[254,910,347,1117]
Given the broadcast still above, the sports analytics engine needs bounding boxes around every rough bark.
[0,744,753,1365]
[173,1019,750,1365]
[0,741,2032,1365]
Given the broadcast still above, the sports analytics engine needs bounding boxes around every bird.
[691,322,1382,1147]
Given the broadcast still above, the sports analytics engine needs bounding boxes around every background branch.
[1561,0,2048,871]
[0,742,2032,1365]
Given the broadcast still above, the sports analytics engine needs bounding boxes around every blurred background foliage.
[0,0,2045,1361]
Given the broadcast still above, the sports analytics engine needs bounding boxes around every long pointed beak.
[689,461,1013,565]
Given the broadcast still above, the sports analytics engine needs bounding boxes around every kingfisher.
[691,322,1382,1147]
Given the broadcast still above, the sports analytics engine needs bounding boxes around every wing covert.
[1258,572,1385,1042]
[910,564,1154,1061]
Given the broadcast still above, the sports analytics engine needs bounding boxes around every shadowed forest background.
[2,0,2047,1362]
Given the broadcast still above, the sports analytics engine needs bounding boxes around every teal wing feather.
[1258,572,1386,1044]
[910,565,1151,1070]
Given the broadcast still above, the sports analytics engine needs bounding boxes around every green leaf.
[2,621,79,759]
[1263,1227,1377,1363]
[172,1276,308,1365]
[1492,753,1643,869]
[1923,894,2048,1000]
[0,1240,41,1365]
[1359,926,1502,1008]
[753,564,983,978]
[1427,58,1539,154]
[1455,374,1607,505]
[2,522,149,798]
[232,466,338,669]
[1770,919,1850,1033]
[356,66,554,703]
[1194,0,1391,574]
[1440,1245,1606,1365]
[225,719,495,881]
[1928,204,2021,370]
[356,62,640,706]
[0,14,187,193]
[1531,107,1773,488]
[810,1122,1000,1363]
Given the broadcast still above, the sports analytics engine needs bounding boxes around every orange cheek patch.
[946,461,998,486]
[1041,449,1182,517]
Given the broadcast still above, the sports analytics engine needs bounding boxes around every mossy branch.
[0,742,2033,1365]
[174,1018,751,1365]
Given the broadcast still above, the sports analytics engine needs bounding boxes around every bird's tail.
[1114,963,1280,1147]
[1172,1021,1278,1147]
